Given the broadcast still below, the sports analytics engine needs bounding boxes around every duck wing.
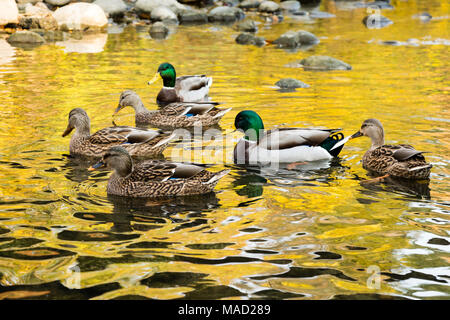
[389,144,427,161]
[130,161,205,182]
[89,126,165,145]
[175,75,212,102]
[258,128,341,150]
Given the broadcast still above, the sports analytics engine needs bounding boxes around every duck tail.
[212,107,232,119]
[205,169,230,185]
[320,132,345,157]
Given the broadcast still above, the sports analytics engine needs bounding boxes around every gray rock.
[310,11,335,18]
[7,30,45,44]
[412,12,432,22]
[178,10,208,24]
[136,0,186,15]
[93,0,127,16]
[259,1,280,13]
[151,6,178,23]
[294,55,352,71]
[275,78,310,89]
[235,33,265,47]
[149,21,169,39]
[363,14,393,29]
[30,28,69,41]
[238,0,262,10]
[280,1,301,12]
[236,19,257,33]
[19,2,58,30]
[44,0,70,6]
[273,30,319,49]
[208,6,245,23]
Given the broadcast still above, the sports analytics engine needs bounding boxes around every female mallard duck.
[233,110,346,165]
[147,62,212,106]
[114,90,231,129]
[330,118,432,179]
[89,146,230,197]
[62,108,175,158]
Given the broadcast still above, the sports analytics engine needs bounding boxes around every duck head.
[234,110,264,141]
[147,62,176,88]
[62,108,90,137]
[351,118,385,148]
[89,146,133,177]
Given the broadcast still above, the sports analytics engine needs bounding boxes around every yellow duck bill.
[147,72,160,85]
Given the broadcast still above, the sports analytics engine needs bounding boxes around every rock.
[310,11,335,19]
[259,1,280,13]
[151,6,178,23]
[178,10,208,24]
[93,0,127,16]
[149,21,169,39]
[236,19,257,32]
[7,30,45,45]
[412,12,432,22]
[0,0,19,25]
[19,2,58,30]
[30,28,68,41]
[136,0,186,15]
[273,30,319,49]
[44,0,70,6]
[363,14,393,29]
[208,6,245,23]
[280,1,300,12]
[275,78,310,89]
[296,55,352,71]
[238,0,262,10]
[53,3,108,32]
[364,1,393,9]
[235,32,265,46]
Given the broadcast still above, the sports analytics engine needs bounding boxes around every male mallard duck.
[114,90,231,129]
[89,146,230,197]
[147,62,212,106]
[233,110,346,165]
[331,118,432,179]
[62,108,175,158]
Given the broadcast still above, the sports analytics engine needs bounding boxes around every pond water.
[0,0,449,300]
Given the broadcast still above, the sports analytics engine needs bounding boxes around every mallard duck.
[331,118,432,180]
[233,110,346,165]
[114,90,231,129]
[147,62,212,106]
[62,108,175,158]
[89,146,230,197]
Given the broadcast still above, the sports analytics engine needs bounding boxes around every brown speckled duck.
[332,119,432,179]
[62,108,175,158]
[147,62,212,106]
[114,90,231,129]
[89,146,230,197]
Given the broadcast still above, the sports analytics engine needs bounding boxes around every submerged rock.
[7,30,45,45]
[149,21,169,39]
[259,1,280,13]
[280,1,301,12]
[412,12,432,22]
[363,14,393,29]
[235,32,265,46]
[236,19,257,32]
[0,0,19,26]
[53,3,108,32]
[288,55,352,71]
[238,0,262,10]
[273,30,319,49]
[151,6,178,23]
[178,10,208,24]
[275,78,310,89]
[208,6,245,23]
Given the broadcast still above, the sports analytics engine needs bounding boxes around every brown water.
[0,0,449,300]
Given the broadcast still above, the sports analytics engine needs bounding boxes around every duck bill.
[329,130,363,151]
[62,124,74,137]
[113,104,123,116]
[147,72,160,85]
[88,160,106,171]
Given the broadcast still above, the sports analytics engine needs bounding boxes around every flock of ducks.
[62,63,432,198]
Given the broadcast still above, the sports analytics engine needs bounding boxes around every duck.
[62,108,175,158]
[114,90,231,129]
[330,118,432,180]
[89,146,230,197]
[233,110,346,165]
[147,62,213,106]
